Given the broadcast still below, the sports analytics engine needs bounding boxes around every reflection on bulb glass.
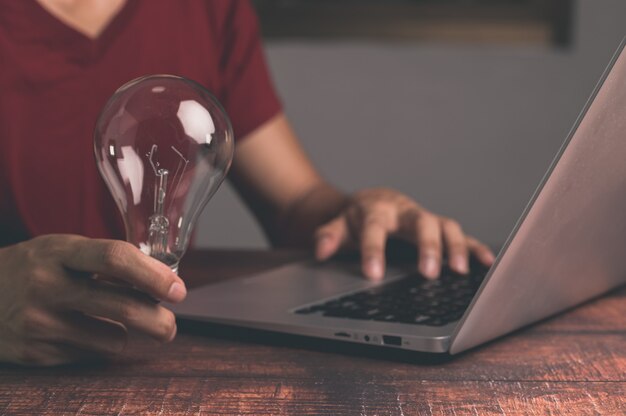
[94,75,234,273]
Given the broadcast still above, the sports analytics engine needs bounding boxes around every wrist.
[275,181,349,247]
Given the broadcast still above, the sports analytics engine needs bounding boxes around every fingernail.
[167,282,187,302]
[366,258,384,280]
[452,255,469,274]
[482,251,496,265]
[421,256,439,279]
[168,323,178,342]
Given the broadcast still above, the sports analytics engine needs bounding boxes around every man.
[0,0,494,365]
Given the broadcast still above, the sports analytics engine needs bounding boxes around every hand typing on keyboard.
[313,188,495,281]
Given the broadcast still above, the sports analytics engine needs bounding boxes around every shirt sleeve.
[217,0,282,140]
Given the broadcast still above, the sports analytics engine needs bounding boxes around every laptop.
[171,39,626,354]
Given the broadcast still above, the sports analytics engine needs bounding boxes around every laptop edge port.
[382,335,402,346]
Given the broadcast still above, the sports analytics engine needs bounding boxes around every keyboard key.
[294,267,486,327]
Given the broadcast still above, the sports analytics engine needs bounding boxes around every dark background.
[195,0,626,251]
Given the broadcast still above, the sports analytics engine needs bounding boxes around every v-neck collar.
[21,0,138,63]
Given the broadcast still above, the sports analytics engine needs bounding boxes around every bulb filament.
[169,145,189,212]
[147,145,170,262]
[144,144,190,267]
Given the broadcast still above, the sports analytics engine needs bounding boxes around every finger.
[467,236,496,266]
[14,341,101,367]
[93,274,132,287]
[59,237,186,303]
[52,313,128,355]
[416,213,442,279]
[441,219,469,274]
[359,216,388,281]
[62,279,177,343]
[315,216,349,261]
[24,308,127,355]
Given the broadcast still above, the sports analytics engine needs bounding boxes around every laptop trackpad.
[216,261,374,308]
[174,260,407,318]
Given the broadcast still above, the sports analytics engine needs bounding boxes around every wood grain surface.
[0,249,624,415]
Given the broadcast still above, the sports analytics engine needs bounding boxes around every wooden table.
[0,250,624,415]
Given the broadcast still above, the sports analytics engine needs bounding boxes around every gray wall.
[195,0,626,250]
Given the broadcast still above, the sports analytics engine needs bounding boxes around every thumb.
[314,216,348,261]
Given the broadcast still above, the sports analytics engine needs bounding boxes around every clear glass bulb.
[94,75,234,273]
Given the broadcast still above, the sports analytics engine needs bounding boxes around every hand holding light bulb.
[0,75,233,366]
[0,234,186,366]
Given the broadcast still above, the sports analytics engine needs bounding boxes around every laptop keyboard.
[294,265,487,326]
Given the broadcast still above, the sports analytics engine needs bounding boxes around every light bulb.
[94,75,234,273]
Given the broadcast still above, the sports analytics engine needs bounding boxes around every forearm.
[273,181,350,248]
[228,114,352,248]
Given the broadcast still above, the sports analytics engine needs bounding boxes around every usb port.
[382,335,402,346]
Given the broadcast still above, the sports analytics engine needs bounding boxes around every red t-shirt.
[0,0,281,247]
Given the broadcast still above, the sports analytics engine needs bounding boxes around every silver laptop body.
[172,40,626,354]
